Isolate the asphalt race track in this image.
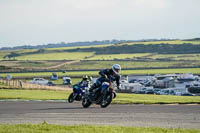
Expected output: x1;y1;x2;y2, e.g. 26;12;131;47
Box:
0;101;200;129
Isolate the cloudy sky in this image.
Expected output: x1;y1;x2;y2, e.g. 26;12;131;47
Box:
0;0;199;47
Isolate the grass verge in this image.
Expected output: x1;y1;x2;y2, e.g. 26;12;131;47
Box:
0;89;71;100
1;68;200;78
113;93;200;104
0;89;200;104
0;124;199;133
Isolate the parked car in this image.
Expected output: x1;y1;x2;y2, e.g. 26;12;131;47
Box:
181;92;194;96
129;79;137;83
153;75;175;88
135;88;146;94
158;89;175;95
47;81;56;86
177;73;198;83
6;75;12;80
153;89;161;95
188;86;200;94
145;89;154;94
63;77;72;85
29;78;49;85
134;88;155;94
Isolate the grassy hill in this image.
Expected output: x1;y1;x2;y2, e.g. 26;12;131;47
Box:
124;40;200;45
15;52;94;60
1;40;200;60
0;40;200;73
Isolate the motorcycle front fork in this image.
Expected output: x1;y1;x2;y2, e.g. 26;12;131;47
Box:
73;93;79;99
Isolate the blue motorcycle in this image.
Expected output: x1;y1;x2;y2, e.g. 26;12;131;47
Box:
68;84;85;103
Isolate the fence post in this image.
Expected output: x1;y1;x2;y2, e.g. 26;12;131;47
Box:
19;80;22;88
12;80;14;87
14;80;16;87
6;80;9;86
16;80;18;87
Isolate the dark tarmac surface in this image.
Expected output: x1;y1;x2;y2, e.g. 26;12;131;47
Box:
0;101;200;128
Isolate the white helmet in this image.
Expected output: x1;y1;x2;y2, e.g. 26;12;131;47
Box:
112;64;121;75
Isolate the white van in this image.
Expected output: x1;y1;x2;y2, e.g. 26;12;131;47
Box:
63;77;72;85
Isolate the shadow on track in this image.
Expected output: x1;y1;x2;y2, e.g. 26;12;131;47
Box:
37;106;96;110
38;107;83;110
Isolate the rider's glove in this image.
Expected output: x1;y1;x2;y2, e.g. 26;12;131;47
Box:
104;75;109;81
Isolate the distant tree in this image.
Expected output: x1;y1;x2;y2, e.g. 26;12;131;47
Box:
37;49;45;53
3;52;20;60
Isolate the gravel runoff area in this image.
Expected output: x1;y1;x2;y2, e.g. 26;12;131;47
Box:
0;101;200;129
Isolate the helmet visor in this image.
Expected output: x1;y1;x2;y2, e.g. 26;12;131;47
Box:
114;68;120;74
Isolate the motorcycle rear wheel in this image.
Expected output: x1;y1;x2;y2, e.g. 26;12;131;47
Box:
112;91;116;99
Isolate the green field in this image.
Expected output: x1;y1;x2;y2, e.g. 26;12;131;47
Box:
86;53;151;60
1;68;200;78
1;40;200;61
17;49;38;54
0;60;67;68
87;53;200;61
149;54;200;61
124;40;200;45
44;40;200;52
15;52;94;60
45;40;200;52
0;89;70;100
0;71;99;78
0;52;5;59
113;93;200;104
1;58;200;71
1;54;200;70
1;89;200;104
46;44;114;51
60;60;200;70
17;61;62;68
0;124;199;133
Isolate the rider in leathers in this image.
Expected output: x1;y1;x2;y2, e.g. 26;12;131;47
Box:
77;75;91;89
91;64;121;94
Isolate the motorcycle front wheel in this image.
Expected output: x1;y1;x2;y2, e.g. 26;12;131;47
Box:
68;93;74;103
100;91;113;108
82;98;92;108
